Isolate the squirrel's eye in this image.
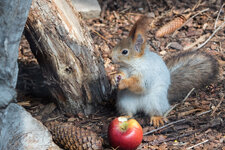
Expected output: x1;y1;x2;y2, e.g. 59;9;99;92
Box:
122;49;128;55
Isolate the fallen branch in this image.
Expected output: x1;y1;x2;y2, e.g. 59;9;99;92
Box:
182;88;195;103
172;8;209;37
191;0;202;11
90;27;114;46
178;108;202;118
143;118;185;136
144;110;211;136
164;88;195;117
183;34;209;50
214;3;225;29
196;110;211;116
193;20;225;51
186;140;209;150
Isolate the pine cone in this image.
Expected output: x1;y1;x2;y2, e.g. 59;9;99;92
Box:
155;15;186;38
45;122;103;150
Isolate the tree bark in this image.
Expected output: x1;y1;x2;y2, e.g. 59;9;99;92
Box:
25;0;111;115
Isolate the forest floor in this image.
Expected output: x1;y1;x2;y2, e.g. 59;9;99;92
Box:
17;0;224;149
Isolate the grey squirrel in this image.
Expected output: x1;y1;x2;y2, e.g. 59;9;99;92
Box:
110;16;219;127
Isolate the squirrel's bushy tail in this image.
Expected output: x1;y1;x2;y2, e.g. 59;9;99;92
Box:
165;51;219;103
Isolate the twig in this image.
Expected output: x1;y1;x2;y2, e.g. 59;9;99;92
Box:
186;140;209;150
172;8;209;37
197;110;211;116
90;28;113;47
214;3;225;29
163;104;178;117
164;88;195;117
46;116;61;122
193;20;225;51
191;0;202;11
183;88;195;102
183;34;209;50
143;119;185;136
211;98;223;116
178;108;202;118
144;110;211;136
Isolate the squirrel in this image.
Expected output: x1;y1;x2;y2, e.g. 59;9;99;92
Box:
110;16;219;127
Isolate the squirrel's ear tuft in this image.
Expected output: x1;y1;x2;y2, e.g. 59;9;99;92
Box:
134;34;144;52
128;15;151;53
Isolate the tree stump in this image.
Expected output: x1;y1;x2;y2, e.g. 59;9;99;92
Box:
25;0;111;115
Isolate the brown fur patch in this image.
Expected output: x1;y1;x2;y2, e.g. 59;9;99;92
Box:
128;16;151;58
118;75;144;94
111;16;152;64
128;16;151;43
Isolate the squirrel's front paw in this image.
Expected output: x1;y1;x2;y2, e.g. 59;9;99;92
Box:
115;74;122;83
112;72;127;89
150;116;168;127
110;74;121;88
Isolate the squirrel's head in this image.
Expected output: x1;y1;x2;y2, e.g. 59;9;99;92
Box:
111;16;151;66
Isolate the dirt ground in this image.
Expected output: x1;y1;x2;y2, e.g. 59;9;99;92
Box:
17;0;224;149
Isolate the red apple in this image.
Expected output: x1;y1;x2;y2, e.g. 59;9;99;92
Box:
108;117;143;150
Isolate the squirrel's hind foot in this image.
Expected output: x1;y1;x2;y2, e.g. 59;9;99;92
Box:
150;116;168;127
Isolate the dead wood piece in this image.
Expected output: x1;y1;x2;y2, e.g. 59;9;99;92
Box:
45;121;103;150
